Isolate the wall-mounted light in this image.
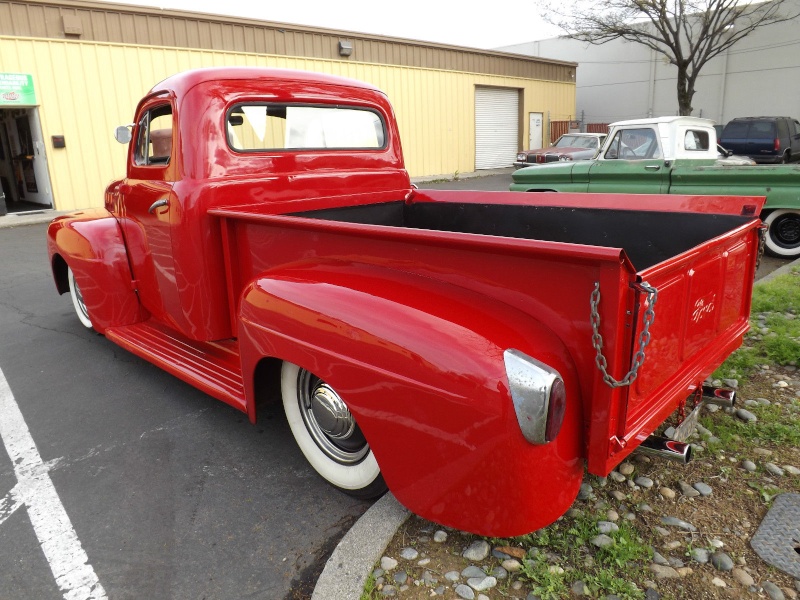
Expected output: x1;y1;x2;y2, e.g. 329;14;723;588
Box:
338;40;353;57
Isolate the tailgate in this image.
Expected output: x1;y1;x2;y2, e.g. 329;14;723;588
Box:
587;215;762;475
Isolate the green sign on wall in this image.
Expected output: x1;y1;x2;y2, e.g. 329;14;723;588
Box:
0;73;36;105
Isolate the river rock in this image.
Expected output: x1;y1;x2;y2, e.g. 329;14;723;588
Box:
765;463;785;477
598;521;619;534
455;584;475;600
710;551;734;572
690;548;710;563
462;566;487;579
619;462;635;476
659;487;676;500
732;568;755;587
742;460;758;472
693;482;713;496
381;556;398;571
678;481;700;497
635;476;654;489
400;547;418;560
763;581;786;600
467;576;497;592
649;564;680;579
736;409;758;423
463;540;490;561
433;530;448;543
661;516;697;531
591;534;614;548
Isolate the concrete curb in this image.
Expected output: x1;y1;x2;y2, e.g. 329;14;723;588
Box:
312;493;410;600
0;210;68;229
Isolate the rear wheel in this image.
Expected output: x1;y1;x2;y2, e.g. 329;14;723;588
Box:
764;210;800;258
68;267;93;329
281;362;386;499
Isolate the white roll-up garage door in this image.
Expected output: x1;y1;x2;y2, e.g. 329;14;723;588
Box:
475;87;519;170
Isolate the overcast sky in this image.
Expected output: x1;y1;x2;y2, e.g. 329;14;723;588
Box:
109;0;562;50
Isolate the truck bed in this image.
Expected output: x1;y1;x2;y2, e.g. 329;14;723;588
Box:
212;190;762;474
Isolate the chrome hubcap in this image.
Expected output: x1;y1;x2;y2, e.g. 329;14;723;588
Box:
297;370;368;465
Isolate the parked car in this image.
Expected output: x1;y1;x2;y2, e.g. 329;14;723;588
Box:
514;132;606;167
719;116;800;164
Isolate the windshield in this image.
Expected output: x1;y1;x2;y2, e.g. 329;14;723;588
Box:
554;135;599;149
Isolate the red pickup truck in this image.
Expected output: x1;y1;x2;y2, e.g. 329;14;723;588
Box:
47;67;763;537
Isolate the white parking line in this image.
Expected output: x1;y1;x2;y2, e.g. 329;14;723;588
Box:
0;367;107;600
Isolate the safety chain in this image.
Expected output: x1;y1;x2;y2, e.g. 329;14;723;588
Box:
590;281;658;388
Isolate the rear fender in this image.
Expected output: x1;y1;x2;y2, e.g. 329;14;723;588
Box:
47;209;142;332
238;259;584;536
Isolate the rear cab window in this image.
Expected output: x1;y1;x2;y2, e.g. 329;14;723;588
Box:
226;103;386;152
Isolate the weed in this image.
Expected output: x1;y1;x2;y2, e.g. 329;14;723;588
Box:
519;553;569;600
360;571;378;600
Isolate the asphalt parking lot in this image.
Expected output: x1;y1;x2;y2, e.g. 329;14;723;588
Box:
0;223;373;599
0;171;791;600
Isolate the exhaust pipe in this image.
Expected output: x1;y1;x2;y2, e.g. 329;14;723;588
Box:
701;385;736;408
634;436;692;464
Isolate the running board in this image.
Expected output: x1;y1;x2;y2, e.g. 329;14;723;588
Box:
105;321;246;412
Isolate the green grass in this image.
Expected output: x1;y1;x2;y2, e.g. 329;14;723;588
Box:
714;267;800;380
513;513;649;600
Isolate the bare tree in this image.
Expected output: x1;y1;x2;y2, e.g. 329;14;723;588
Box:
539;0;799;115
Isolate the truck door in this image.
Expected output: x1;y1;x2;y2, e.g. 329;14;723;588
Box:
119;100;189;332
588;127;669;194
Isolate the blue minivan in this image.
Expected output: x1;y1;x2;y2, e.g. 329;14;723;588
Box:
720;116;800;164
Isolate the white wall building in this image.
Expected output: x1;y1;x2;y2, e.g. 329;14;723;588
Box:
500;0;800;128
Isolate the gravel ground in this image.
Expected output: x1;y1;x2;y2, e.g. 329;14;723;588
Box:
366;362;800;600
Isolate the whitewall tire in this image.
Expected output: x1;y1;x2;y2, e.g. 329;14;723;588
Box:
764;210;800;258
68;267;93;329
281;361;386;499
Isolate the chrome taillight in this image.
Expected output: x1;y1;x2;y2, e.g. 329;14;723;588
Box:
504;349;567;444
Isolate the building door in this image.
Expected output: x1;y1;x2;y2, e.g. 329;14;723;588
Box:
529;113;543;150
0;107;53;212
475;87;519;169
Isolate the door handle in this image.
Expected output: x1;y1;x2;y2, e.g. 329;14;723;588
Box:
644;165;661;171
148;199;169;213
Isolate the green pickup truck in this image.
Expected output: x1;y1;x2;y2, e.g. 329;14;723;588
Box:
510;116;800;258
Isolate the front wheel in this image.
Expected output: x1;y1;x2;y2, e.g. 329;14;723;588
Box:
763;210;800;258
281;362;386;499
68;267;93;329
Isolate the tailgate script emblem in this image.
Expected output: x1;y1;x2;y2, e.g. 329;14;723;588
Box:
692;294;716;324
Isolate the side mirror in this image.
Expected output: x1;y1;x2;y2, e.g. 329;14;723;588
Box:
114;125;132;144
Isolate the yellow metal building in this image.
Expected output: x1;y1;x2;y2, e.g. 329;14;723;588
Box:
0;0;576;212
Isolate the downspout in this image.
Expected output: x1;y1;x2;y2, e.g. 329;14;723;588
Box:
647;48;656;118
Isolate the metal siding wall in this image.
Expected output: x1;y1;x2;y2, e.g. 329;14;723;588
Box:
0;37;574;210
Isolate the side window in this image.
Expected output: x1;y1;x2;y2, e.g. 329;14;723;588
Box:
134;104;173;166
683;130;710;151
604;128;660;160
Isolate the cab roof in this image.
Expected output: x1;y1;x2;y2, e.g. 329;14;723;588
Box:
148;66;382;97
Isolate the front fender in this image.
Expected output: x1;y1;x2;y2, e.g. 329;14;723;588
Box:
47;209;142;332
238;259;584;536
